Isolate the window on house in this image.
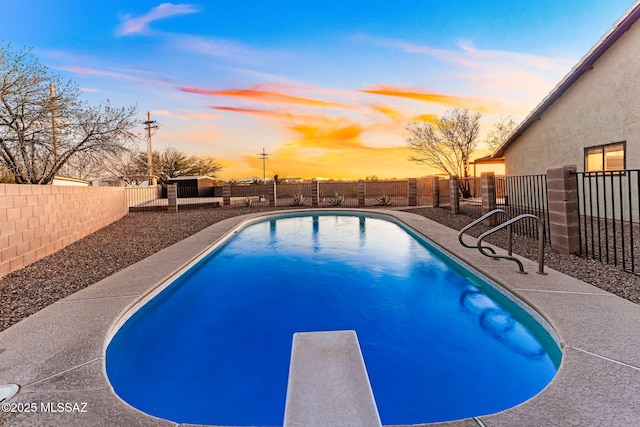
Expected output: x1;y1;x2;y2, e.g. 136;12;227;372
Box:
585;142;625;171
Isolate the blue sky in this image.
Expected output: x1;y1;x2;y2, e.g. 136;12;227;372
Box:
3;1;636;179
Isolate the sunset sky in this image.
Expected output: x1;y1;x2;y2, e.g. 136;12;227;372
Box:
4;1;636;180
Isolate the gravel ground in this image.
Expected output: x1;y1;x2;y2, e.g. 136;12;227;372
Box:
0;206;295;332
1;206;639;333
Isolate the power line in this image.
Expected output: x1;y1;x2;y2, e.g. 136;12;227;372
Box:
143;111;158;181
155;121;191;138
257;148;270;182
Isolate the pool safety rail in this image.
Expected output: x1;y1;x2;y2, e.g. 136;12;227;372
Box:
458;209;547;275
459;209;510;256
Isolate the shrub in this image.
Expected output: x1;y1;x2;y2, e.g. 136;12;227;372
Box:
329;192;345;206
376;195;393;206
291;193;305;206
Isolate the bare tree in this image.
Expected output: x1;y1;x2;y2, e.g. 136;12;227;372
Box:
58;151;108;181
485;115;517;152
0;164;13;183
407;108;481;197
101;150;147;185
0;44;138;184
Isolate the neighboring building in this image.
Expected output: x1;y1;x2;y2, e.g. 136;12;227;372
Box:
493;2;640;175
167;176;217;197
52;176;91;186
469;156;505;177
92;178;127;187
280;177;303;183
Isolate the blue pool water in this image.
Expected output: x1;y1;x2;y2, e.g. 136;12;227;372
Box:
106;213;560;426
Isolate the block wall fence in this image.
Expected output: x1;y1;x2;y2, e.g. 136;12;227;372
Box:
0;170;586;279
479;166;580;254
0;185;128;278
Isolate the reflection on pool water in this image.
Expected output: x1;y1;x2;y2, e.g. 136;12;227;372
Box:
106;213;561;426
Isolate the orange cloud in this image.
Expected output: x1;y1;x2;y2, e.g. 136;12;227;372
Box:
370;104;401;119
361;84;480;107
181;86;352;109
410;113;439;123
287;117;364;150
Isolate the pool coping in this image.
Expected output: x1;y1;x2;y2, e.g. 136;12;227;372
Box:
1;208;640;426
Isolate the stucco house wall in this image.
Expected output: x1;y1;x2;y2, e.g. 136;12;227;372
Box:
500;4;640;175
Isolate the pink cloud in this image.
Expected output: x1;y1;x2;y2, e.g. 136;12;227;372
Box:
182;86;353;109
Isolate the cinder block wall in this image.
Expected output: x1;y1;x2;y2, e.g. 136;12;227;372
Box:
0;185;127;278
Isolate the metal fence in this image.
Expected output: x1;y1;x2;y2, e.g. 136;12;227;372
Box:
495;174;551;243
576;170;640;274
124;179;446;212
314;180;412;207
126;185;222;212
125;186;165;212
318;181;360;207
275;183;313;207
416;177;434;206
458;177;482;218
363;180;408;206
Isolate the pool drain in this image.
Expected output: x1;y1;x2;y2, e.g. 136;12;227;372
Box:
0;384;19;402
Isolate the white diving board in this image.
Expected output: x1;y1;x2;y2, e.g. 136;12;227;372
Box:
283;330;382;427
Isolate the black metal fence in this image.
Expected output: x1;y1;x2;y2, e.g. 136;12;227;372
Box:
576;170;640;274
458;177;482;218
495;174;551;243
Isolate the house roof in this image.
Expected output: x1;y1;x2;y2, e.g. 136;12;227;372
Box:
167;175;216;181
493;1;640;158
470;155;505;164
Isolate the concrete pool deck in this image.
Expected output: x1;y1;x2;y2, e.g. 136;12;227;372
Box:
1;208;640;426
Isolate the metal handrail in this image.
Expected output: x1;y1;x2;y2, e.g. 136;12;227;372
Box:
477;214;546;275
458;209;510;256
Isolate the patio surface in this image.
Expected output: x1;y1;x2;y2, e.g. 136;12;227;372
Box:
1;208;640;426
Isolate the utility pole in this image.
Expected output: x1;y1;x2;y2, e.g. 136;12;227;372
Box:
257;148;270;183
143;111;158;184
50;84;59;165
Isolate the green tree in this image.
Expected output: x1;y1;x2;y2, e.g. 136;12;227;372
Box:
0;44;138;184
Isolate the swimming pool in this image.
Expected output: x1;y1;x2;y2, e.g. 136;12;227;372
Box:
106;212;561;426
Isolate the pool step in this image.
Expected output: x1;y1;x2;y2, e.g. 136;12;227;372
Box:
283;330;382;427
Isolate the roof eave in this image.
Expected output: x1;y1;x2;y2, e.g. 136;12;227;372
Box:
492;1;640;158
